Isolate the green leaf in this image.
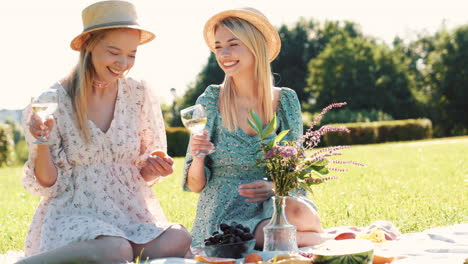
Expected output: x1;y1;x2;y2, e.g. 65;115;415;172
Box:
311;165;329;174
249;109;263;132
296;166;316;179
273;130;290;145
299;182;314;194
267;140;275;149
261;115;277;139
311;159;329;167
247;117;261;135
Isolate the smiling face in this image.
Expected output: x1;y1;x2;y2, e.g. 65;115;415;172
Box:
90;29;140;83
214;25;255;78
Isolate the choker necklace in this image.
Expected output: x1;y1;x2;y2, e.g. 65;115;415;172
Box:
92;80;109;89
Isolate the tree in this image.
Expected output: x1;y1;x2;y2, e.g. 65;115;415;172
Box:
425;25;468;135
272;21;311;104
307;34;416;119
272;19;363;110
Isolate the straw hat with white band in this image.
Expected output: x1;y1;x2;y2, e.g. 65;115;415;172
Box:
70;0;155;51
203;7;281;62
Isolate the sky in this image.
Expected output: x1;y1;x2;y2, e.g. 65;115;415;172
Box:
1;0;467;110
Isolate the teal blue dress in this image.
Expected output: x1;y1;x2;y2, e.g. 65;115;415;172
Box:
183;85;316;248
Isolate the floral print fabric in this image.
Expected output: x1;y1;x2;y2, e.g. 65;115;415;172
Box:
183;85;315;248
22;78;172;256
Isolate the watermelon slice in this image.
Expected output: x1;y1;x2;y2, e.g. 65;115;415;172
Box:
311;239;374;264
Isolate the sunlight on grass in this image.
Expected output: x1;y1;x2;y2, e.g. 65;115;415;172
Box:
1;137;467;253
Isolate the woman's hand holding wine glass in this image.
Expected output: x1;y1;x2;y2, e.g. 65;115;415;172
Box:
29;89;58;145
180;104;215;157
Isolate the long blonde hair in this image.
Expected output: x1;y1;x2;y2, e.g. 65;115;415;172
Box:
216;17;274;131
63;30;110;144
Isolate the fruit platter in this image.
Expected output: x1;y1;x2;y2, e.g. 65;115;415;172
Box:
192;224;398;264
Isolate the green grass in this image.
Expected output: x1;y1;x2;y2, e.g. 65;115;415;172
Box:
1;137;467;253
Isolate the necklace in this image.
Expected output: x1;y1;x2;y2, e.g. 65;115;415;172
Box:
92;80;109;89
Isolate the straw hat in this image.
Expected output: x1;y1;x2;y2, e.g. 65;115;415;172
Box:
70;0;155;51
203;7;281;62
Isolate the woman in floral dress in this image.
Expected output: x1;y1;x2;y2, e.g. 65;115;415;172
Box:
183;8;329;249
18;1;191;263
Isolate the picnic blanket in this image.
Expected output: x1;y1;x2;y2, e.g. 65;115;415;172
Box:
386;223;468;263
2;223;467;263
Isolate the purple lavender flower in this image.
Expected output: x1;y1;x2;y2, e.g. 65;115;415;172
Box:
278;146;297;158
310;102;347;129
265;145;298;159
302;125;350;149
329;160;366;166
265;146;279;159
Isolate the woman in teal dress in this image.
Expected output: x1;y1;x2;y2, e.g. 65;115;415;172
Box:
183;8;328;249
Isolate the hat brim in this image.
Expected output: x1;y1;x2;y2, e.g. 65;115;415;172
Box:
203;9;281;62
70;25;155;51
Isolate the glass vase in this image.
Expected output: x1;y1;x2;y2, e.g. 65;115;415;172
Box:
263;196;298;252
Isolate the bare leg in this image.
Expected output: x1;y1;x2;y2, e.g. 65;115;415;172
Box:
130;224;192;260
285;196;323;233
253;219;270;249
15;236;133;264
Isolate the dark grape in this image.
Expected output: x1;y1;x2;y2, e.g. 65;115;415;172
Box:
220;223;229;231
240;233;249;241
224;227;234;234
233;228;242;236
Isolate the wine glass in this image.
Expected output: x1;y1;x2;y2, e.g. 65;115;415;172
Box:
180;104;215;156
31;89;58;145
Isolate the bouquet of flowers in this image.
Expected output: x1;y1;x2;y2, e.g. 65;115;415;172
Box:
248;102;364;197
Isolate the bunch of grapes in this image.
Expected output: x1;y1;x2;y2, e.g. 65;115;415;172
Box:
203;222;255;259
204;222;254;246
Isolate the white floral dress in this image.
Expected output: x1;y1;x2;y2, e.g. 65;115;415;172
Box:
22;78;172;256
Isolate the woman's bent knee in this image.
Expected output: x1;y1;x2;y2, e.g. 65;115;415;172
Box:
162;225;192;256
96;236;134;262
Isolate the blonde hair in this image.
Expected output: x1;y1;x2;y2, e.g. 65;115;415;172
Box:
216;17;274;131
63;29;110;144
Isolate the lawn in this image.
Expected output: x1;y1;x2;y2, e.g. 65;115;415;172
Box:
0;137;467;253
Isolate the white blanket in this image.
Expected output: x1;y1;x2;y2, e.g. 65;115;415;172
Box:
1;223;467;264
388;223;467;263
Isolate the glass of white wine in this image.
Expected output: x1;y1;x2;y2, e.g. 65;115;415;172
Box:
180;104;214;156
31;89;58;145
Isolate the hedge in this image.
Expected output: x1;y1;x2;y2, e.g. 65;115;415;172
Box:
166;127;190;157
322;118;432;146
0;123;16;166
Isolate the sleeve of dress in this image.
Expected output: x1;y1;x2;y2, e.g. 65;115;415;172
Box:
181;85;217;192
134;80;167;186
278;88;311;199
278;88;303;142
21;94;73;198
